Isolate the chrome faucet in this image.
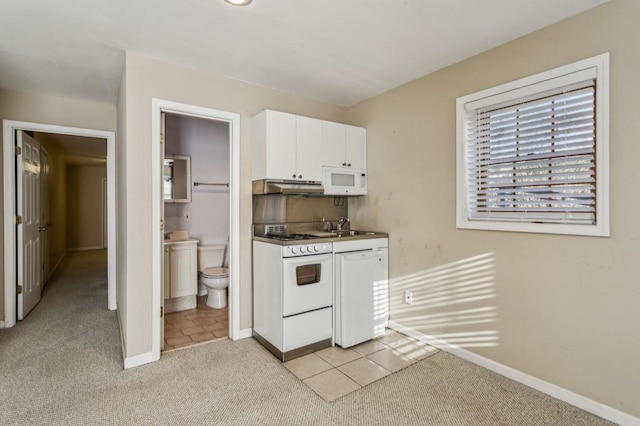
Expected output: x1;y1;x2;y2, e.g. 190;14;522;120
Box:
337;217;350;231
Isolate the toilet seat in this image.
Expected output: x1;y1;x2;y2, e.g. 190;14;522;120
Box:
201;267;228;278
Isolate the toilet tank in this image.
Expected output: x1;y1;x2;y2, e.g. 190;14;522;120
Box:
197;244;227;271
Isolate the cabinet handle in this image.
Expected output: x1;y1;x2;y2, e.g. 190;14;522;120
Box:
292;174;296;178
347;163;351;167
342;162;346;166
298;175;302;179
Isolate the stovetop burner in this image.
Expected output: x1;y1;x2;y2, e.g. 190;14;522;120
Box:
264;233;320;241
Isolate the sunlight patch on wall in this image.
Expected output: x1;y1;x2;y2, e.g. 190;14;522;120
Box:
391;252;498;348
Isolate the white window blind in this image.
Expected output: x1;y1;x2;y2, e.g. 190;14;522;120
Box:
457;54;609;236
464;76;596;225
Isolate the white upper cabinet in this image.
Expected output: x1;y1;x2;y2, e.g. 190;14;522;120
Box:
320;121;346;168
295;116;323;182
252;110;324;181
252;110;366;181
251;110;297;181
321;122;367;169
345;125;367;169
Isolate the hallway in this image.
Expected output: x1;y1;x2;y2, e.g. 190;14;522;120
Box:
0;250;122;408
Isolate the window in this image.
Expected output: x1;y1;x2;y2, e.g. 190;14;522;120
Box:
456;53;609;236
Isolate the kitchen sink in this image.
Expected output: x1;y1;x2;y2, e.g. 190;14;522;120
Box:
333;230;377;237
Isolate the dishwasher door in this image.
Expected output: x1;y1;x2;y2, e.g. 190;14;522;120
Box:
335;249;388;348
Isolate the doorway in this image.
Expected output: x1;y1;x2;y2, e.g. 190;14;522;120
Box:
2;121;116;327
151;99;240;360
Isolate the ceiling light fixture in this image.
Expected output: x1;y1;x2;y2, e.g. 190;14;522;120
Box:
224;0;252;6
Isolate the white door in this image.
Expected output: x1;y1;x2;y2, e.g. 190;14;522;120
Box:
41;147;51;283
17;131;43;320
102;178;108;248
161;112;166;350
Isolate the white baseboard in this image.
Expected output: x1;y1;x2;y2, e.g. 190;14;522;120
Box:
0;320;4;328
237;328;253;339
124;351;157;369
388;321;639;426
68;246;103;252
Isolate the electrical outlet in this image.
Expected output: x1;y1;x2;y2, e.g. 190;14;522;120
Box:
183;211;191;222
404;290;413;305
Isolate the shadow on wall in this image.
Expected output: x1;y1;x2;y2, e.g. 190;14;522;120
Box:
391;252;498;348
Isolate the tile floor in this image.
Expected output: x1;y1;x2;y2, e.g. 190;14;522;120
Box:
283;329;439;401
163;296;228;351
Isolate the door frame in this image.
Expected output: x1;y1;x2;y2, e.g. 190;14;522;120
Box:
151;99;241;360
3;120;116;328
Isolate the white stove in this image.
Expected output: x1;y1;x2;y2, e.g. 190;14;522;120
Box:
253;238;334;361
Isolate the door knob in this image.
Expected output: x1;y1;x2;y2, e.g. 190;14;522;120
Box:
38;226;47;232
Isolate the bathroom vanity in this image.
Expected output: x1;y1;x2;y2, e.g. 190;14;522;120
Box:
163;238;198;313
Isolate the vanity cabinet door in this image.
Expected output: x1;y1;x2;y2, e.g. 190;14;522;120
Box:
170;243;198;298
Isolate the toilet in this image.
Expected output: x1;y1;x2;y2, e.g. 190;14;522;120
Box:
197;244;229;309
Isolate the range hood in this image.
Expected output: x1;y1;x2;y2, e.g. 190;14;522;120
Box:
252;179;324;195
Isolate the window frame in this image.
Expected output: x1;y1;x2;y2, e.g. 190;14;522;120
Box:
456;53;610;237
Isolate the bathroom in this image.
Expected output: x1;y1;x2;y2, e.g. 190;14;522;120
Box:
162;112;230;351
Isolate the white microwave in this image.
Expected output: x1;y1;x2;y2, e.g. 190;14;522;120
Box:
322;167;368;196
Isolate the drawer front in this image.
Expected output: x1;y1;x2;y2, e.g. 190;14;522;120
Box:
283;308;332;352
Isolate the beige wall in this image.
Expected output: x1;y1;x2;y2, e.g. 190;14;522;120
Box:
0;89;116;324
347;0;639;417
66;165;107;250
120;52;346;357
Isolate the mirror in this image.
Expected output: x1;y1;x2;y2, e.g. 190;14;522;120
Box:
163;155;191;203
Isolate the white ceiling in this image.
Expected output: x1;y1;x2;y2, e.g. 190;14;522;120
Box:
0;0;607;107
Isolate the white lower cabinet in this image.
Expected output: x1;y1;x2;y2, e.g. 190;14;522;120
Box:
163;240;198;300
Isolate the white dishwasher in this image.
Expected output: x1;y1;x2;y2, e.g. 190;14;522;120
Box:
334;238;389;348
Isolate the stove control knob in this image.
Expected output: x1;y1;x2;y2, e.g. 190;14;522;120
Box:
290;247;298;254
314;245;320;252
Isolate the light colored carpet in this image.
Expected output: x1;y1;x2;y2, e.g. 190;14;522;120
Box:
0;250;613;425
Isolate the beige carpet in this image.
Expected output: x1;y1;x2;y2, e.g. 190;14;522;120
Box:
0;250;613;425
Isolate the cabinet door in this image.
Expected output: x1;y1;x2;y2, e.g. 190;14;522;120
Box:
345;125;367;169
321;120;346;167
265;111;297;180
170;244;198;298
295;116;323;181
163;246;171;298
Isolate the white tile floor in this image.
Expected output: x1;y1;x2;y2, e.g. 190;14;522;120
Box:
283;329;439;401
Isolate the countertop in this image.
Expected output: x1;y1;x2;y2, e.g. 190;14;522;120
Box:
252;231;388;246
163;238;200;245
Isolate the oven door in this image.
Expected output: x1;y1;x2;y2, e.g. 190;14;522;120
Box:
282;253;333;316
